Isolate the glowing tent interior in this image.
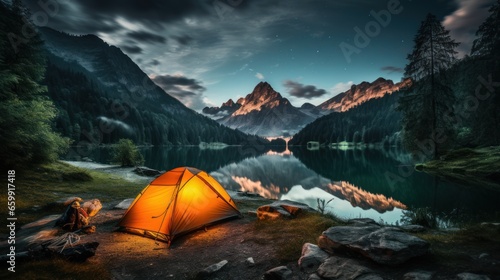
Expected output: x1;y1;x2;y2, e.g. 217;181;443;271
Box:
118;167;241;245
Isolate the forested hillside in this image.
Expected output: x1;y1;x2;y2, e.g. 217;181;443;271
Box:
289;92;402;146
38;28;268;146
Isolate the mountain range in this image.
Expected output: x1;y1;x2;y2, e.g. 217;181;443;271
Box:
39;27;410;142
203;78;411;137
204;82;314;136
38;27;268;147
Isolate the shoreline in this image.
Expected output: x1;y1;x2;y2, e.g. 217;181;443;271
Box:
415;146;500;191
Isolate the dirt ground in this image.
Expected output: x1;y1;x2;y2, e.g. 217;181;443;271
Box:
84;202;305;280
67;204;500;280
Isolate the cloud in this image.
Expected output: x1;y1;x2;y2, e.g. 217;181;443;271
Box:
172;35;194;45
97;116;133;133
443;0;495;57
330;81;354;94
127;31;166;44
150;59;160;66
120;45;142;54
283;80;328;99
381;66;404;74
255;72;265;80
151;74;210;110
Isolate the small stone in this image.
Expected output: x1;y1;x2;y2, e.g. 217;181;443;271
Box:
478;253;489;259
480;222;500;227
457;272;491;280
114;198;134;209
403;271;434;280
264;266;293;280
196;260;228;279
246;257;255;267
308;273;322;280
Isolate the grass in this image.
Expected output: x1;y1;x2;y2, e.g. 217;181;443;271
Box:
0;161;143;279
0;259;111;280
416;146;500;191
247;212;340;262
0;161;143;234
414;225;500;273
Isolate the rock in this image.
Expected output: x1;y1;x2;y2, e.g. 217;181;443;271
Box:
403;271;434;280
480;222;500;227
246;257;255;267
318;224;429;265
133;166;162;177
257;200;315;220
347;218;380;226
264;266;293;280
43;241;100;262
196;260;228;279
478;253;489;259
247;210;258;217
401;225;426;233
82;199;102;217
317;256;383;280
308;273;322;280
457;272;491;280
298;243;329;273
114;198;135;209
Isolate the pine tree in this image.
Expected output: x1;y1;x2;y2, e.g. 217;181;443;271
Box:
471;0;500;58
0;2;69;169
399;13;459;159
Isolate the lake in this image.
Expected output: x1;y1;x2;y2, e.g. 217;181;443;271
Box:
72;146;500;226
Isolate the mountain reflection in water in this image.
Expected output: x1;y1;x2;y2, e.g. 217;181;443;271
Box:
84;146;500;225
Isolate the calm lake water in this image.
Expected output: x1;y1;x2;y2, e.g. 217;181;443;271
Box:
74;146;500;226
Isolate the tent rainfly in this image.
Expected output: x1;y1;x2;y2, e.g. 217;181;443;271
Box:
118;167;241;245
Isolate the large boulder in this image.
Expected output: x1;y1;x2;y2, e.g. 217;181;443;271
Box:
318;222;429;265
317;256;383;280
298;243;329;273
257;200;315;220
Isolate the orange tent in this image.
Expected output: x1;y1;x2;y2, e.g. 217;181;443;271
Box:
118;167;240;245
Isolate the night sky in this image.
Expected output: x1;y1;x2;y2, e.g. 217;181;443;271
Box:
23;0;495;111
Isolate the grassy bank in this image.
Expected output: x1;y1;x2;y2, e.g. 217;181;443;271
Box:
415;146;500;191
0;161;142;235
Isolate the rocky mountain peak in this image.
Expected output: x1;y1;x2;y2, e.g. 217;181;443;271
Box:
318;78;411;112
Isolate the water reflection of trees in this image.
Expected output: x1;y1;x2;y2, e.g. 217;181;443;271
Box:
291;147;500;217
141;146;268;172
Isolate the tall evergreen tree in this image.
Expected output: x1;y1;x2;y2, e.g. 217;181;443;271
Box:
399;13;459;159
0;2;69;170
471;0;500;59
